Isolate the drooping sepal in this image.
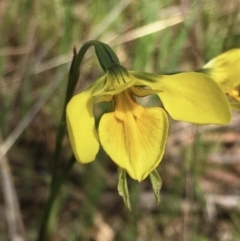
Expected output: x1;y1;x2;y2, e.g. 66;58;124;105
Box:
66;89;99;163
149;170;162;205
117;168;131;210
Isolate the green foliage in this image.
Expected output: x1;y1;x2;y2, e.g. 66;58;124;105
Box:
1;0;240;241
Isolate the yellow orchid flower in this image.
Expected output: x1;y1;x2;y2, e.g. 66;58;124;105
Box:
203;48;240;111
66;63;231;182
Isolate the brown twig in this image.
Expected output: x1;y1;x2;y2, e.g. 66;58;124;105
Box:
0;131;25;241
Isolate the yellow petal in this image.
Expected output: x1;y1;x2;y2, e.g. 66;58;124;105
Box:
98;107;168;181
157;73;231;124
66;90;99;163
203;49;240;91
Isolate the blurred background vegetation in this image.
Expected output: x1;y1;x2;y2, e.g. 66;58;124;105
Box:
1;0;240;240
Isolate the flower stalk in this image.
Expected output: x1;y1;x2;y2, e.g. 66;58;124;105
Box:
38;40;232;240
38;40;117;240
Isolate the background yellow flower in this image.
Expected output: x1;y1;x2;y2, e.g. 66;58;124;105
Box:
204;49;240;110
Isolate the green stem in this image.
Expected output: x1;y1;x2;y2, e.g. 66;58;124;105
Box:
37;156;75;241
38;40;100;241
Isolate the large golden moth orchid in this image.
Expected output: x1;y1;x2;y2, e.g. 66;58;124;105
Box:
203;48;240;111
66;63;231;182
